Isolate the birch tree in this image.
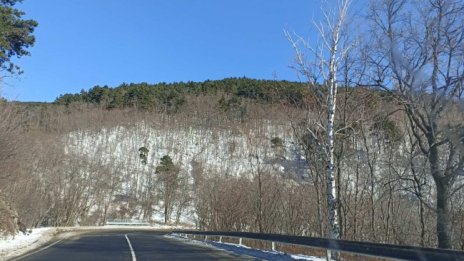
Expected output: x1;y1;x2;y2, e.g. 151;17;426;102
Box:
286;0;353;259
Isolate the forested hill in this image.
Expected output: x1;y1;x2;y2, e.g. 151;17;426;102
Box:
54;77;311;110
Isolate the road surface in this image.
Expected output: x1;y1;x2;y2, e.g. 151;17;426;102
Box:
15;231;256;261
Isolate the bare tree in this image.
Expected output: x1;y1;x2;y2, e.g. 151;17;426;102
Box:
0;102;24;235
286;0;353;259
365;0;464;248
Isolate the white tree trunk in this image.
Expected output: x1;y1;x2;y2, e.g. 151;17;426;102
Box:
286;1;351;259
326;39;341;261
327;70;340;237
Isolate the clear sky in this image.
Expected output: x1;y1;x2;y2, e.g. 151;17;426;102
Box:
3;0;323;102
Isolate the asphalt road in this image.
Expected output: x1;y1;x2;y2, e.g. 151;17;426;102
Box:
15;231;256;261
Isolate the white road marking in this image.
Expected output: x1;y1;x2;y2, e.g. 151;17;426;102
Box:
125;234;137;261
12;239;64;261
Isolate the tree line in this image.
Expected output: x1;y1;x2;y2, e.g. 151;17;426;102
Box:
53;78;311;111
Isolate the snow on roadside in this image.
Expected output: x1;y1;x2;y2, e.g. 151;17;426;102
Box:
290;254;326;260
165;233;325;261
0;228;57;260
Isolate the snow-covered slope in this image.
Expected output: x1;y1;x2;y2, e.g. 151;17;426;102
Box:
65;121;309;181
58;120;309;225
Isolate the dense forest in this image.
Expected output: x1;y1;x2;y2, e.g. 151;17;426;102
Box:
54;78;311;111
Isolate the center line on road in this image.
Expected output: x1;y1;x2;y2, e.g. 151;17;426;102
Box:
125;234;137;261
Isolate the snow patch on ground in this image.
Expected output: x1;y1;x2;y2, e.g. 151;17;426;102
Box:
165;233;325;261
0;228;57;260
290;254;326;260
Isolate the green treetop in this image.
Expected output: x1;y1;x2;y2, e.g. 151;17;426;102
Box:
0;0;37;75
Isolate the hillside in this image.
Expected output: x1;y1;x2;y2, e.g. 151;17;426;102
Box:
1;78;463;250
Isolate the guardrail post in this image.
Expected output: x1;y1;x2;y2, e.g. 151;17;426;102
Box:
272;241;276;251
239;238;243;246
219;236;222;243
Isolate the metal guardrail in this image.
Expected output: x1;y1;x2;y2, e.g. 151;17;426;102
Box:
174;230;464;261
105;219;150;226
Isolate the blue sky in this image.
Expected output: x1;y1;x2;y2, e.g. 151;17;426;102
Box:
4;0;323;102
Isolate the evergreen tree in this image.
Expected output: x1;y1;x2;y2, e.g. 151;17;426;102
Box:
155;155;180;224
0;0;37;75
